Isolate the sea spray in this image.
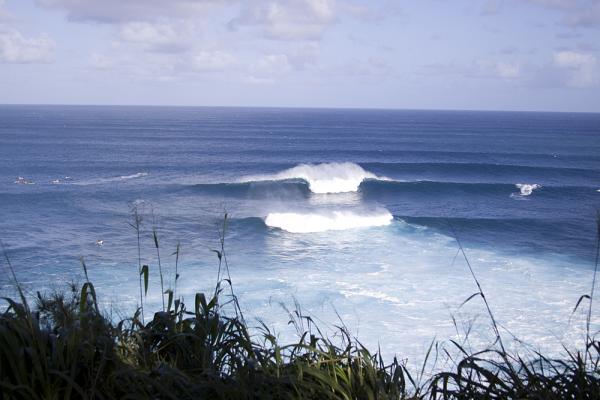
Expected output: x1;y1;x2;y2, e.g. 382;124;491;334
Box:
516;183;541;196
244;162;388;194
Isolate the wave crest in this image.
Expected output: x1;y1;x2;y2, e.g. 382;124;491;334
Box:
74;172;148;185
264;210;393;233
515;183;541;196
245;162;387;194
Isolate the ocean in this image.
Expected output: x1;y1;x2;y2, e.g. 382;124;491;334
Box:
1;105;599;365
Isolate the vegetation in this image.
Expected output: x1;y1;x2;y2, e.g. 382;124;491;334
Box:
0;212;599;399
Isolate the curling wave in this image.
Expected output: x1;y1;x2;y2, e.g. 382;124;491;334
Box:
243;162;388;194
264;210;393;233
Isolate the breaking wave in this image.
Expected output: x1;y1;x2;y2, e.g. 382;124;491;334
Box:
515;183;541;196
264;210;393;233
243;162;388;194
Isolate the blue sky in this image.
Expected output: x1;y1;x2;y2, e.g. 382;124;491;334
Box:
1;0;599;112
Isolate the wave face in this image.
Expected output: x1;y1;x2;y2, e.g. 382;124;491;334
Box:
182;179;596;201
358;179;597;199
186;180;311;199
264;210;393;233
361;162;600;187
245;162;386;194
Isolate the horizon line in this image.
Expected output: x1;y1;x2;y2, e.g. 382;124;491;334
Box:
1;103;599;115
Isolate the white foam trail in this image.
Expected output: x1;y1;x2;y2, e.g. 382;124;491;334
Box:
515;183;541;196
74;172;148;185
264;210;393;233
246;162;387;194
119;172;148;180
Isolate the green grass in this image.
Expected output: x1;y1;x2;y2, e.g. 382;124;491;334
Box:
1;212;599;399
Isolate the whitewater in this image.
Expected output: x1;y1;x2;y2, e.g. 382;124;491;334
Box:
243;162;390;193
264;209;393;233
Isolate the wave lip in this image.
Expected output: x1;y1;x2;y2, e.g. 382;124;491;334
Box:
244;162;387;194
264;210;393;233
515;183;541;196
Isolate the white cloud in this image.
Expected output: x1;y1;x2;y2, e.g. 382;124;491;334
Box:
188;50;236;72
0;29;54;63
119;22;190;53
243;53;293;83
35;0;215;23
527;0;600;28
470;60;521;79
88;53;113;70
230;0;336;40
338;57;393;78
252;53;291;74
494;61;520;78
553;50;598;87
83;48;238;80
419;59;521;80
286;43;320;69
341;2;401;22
554;50;595;68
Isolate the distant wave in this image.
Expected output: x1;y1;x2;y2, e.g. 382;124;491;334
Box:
186;179;311;198
242;162;389;194
119;172;148;180
74;172;148;185
264;210;393;233
360;162;600;186
514;183;541;196
361;161;600;176
398;215;594;255
183;179;596;200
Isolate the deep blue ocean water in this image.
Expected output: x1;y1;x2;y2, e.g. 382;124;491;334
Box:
1;105;599;363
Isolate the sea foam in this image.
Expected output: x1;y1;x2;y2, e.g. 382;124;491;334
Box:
515;183;541;196
264;210;393;233
119;172;148;180
246;162;387;194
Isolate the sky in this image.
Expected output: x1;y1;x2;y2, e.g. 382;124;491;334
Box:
0;0;599;112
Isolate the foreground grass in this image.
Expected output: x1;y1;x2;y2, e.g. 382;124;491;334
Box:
2;278;600;399
1;213;600;399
